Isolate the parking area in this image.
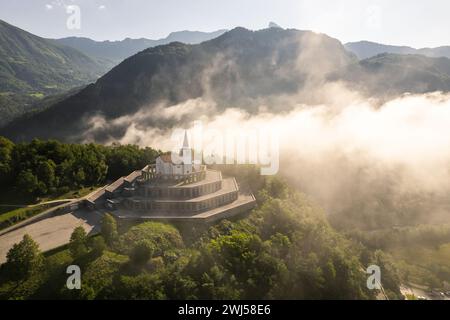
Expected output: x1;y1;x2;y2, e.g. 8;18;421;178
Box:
0;209;103;264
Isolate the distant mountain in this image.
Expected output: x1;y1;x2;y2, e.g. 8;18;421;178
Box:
54;29;228;65
345;40;450;60
4;28;450;143
0;19;109;126
268;22;282;29
1;27;354;142
164;30;228;45
343;53;450;96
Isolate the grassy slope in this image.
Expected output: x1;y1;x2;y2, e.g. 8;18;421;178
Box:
0;185;99;230
0;205;49;230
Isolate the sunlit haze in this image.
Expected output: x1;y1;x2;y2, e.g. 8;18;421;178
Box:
0;0;449;47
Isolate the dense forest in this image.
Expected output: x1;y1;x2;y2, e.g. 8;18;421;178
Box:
0;171;403;300
0;136;160;200
1;138;449;298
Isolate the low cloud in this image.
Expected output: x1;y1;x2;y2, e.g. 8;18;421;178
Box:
80;30;450;229
83;87;450;228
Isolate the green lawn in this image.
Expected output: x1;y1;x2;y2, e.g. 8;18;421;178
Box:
43;85;58;89
28;92;44;98
0;185;100;230
44;234;103;259
40;185;100;202
0;188;36;208
0;185;99;208
0;205;49;230
0;205;21;215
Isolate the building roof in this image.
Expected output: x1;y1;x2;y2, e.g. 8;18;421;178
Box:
86;187;106;203
105;177;125;193
124;170;142;183
159;153;174;163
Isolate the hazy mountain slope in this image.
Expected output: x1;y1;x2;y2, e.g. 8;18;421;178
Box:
54;29;228;65
164;29;228;44
345;40;450;60
4;28;450;143
1;27;355;142
343;53;450;96
53;37;156;67
417;46;450;59
0;19;107;94
0;19;108;126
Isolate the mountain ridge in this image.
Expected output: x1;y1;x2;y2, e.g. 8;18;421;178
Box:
54;29;228;65
345;40;450;60
3;27;450;143
1;27;355;142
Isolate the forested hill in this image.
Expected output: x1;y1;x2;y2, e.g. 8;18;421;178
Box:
0;19;109;126
0;137;159;203
1;27;355;142
3;27;450;143
0;163;404;299
343;53;450;96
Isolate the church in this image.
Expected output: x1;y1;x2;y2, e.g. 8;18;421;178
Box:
85;130;256;223
155;131;201;176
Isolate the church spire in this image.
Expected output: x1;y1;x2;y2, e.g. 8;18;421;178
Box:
183;130;189;148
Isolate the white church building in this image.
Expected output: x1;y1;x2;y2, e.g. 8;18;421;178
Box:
155;131;201;176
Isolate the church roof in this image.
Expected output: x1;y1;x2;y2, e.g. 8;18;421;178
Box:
158;153;187;165
159;153;174;163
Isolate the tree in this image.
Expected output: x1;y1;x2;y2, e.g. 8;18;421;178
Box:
117;221;183;255
0;136;14;184
5;234;44;281
16;169;39;196
1;139;159;200
114;273;165;299
130;240;154;265
90;236;107;256
101;213;118;246
36;160;56;190
69;226;88;259
74;167;86;187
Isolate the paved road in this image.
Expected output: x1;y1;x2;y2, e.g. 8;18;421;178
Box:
401;284;450;300
0;209;103;264
0;199;76;209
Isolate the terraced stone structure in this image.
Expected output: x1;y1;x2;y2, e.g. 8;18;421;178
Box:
127;166;236;209
89;134;256;223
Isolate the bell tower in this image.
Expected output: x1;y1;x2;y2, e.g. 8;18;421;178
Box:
181;130;192;168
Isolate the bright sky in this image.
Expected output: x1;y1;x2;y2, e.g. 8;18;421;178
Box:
0;0;448;47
